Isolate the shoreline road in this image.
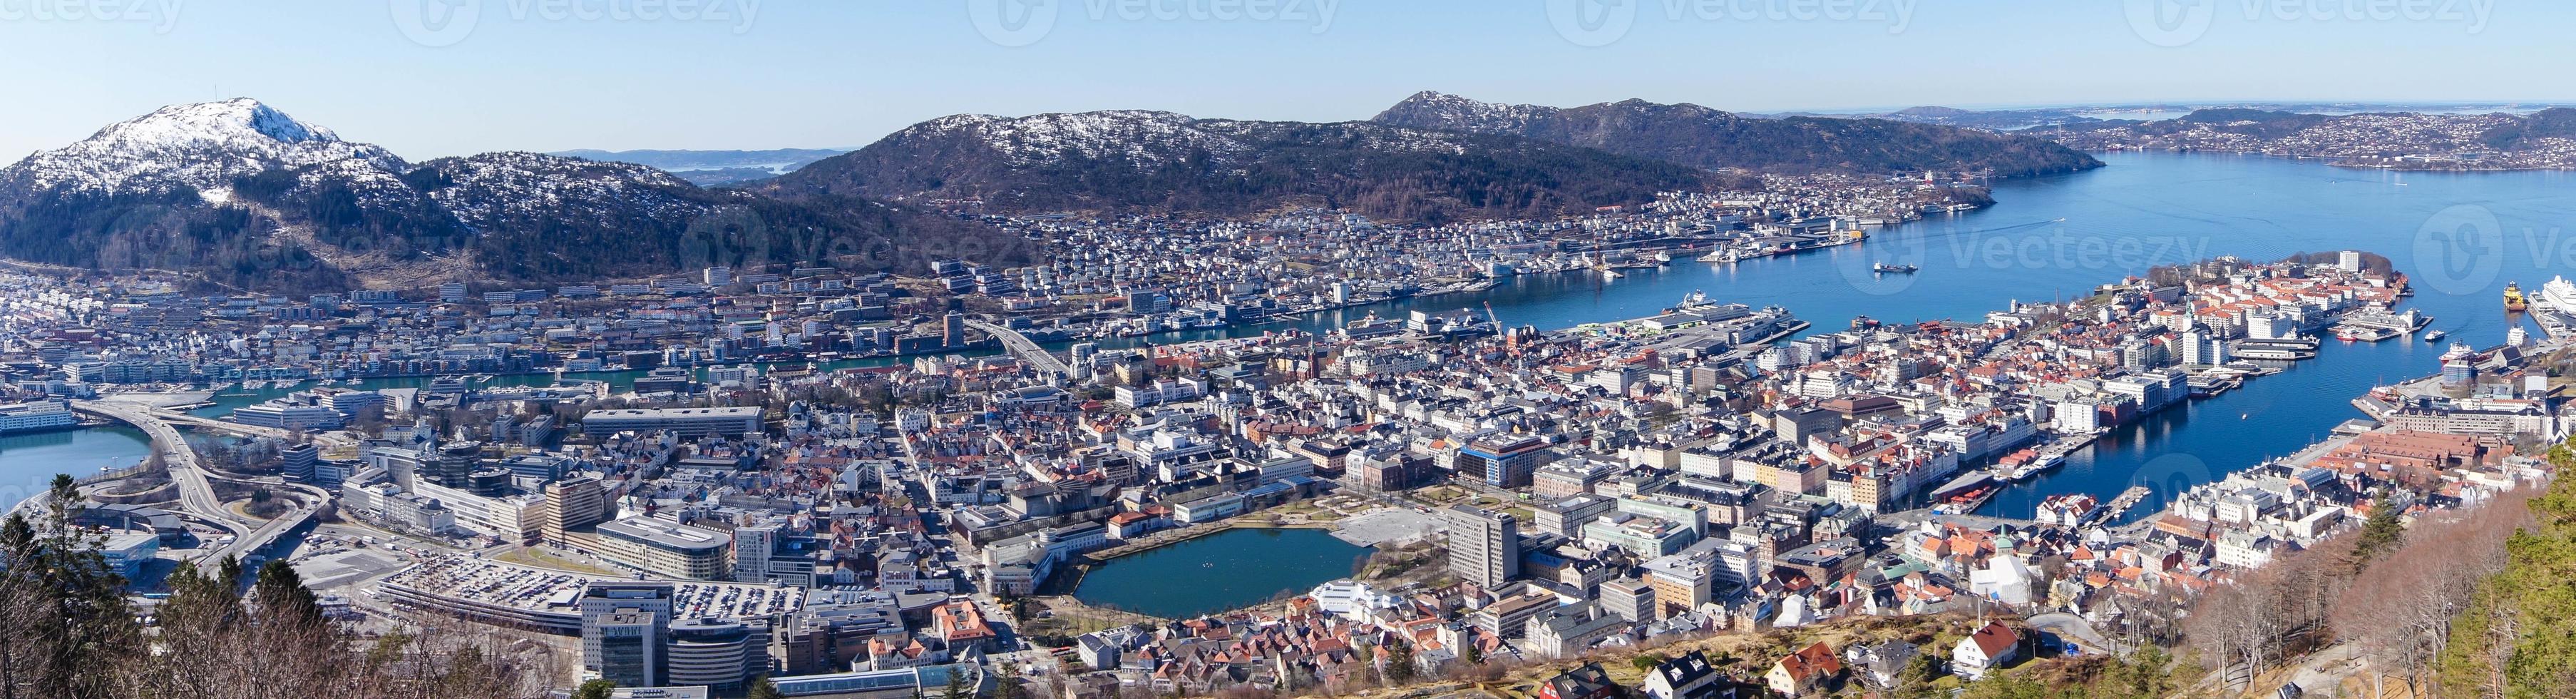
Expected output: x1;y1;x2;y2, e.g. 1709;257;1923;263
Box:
71;402;321;564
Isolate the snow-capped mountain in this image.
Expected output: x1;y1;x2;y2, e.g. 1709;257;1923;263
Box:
416;150;704;225
1374;91;2104;178
767;108;1709;220
1367;91;1569;133
7;98;407;195
0;100;1025;290
902;111;1253;170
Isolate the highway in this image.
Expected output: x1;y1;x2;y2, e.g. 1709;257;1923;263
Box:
965;320;1074;380
71;401;323;564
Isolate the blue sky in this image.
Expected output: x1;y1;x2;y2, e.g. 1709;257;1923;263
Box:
0;0;2556;160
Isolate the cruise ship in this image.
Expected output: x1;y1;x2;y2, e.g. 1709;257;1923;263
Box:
2541;276;2576;315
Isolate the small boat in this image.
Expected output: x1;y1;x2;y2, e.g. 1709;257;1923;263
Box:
1601;270;1624;279
2424;330;2447;342
1873;262;1919;275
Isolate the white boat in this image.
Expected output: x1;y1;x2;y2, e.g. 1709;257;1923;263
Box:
1601;270;1624;280
1698;250;1737;262
2541;276;2576;315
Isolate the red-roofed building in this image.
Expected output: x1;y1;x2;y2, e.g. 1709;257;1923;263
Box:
1952;621;2021;680
1767;641;1842;695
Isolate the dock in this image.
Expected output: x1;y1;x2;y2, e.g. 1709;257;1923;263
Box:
2087;486;2154;526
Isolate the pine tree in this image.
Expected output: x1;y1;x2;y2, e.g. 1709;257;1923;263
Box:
1383;640;1417;685
252;558;327;628
2354;494;2405;565
0;474;143;699
571;678;618;699
1891;652;1945;699
749;676;786;699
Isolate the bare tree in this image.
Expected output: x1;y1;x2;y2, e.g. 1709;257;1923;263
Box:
2333;488;2531;698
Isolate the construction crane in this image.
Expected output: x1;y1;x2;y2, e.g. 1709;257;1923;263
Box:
1484;302;1505;339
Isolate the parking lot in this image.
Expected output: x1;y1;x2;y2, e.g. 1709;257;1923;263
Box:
1332;507;1441;546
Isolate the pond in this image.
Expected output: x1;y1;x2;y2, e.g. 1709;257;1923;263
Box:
1071;527;1373;619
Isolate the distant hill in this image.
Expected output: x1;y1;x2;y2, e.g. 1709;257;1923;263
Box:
1371;91;2104;178
2023;108;2576;170
0;100;1022;291
2478;107;2576;148
550;148;851;185
765;109;1723;223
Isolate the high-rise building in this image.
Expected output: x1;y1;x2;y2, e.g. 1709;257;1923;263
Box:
1599;577;1656;622
581;582;675;686
665;617;761;690
545;476;609;545
435;442;481;489
281;444;319;483
731;524;777;583
1456;435;1552;489
1444;505;1521;588
2179;329;2228;367
590;611;662;687
943;312;966;347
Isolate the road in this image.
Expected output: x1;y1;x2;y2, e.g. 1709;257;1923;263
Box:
966;320;1074;379
2026;612;2129;657
71;401;322;564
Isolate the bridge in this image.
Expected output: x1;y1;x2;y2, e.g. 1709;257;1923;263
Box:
965;320;1074;380
71;401;324;564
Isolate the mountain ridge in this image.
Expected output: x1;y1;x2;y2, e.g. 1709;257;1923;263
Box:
0;100;1027;291
1371;91;2105;178
764;108;1729;223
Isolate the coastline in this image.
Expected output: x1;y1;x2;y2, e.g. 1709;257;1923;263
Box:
2083;146;2576;173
